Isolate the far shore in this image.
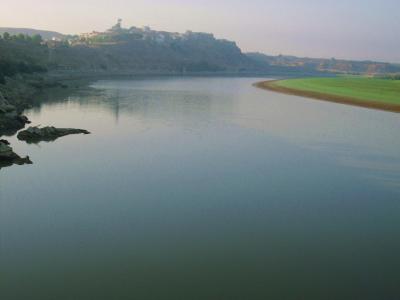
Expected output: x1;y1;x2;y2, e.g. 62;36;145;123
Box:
255;80;400;113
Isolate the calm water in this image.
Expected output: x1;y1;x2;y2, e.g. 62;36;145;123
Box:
1;77;400;299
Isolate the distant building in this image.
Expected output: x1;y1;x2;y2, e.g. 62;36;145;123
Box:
80;31;101;39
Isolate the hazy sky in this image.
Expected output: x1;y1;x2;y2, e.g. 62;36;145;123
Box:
1;0;399;62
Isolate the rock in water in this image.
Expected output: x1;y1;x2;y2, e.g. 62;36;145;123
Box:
0;139;32;169
17;126;90;143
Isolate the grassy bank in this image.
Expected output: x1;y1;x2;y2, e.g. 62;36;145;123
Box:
256;77;400;112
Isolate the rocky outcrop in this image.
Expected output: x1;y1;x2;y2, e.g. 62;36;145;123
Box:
0;139;32;169
0;91;30;136
17;126;90;143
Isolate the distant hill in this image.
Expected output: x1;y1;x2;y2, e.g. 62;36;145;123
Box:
1;22;400;78
0;23;261;78
0;27;65;40
246;52;400;75
48;23;260;73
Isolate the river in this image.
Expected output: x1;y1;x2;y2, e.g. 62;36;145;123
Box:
1;77;400;299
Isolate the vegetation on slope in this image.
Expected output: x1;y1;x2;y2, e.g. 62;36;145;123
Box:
52;31;257;73
0;33;48;83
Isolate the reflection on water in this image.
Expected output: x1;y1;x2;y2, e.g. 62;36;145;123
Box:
1;77;400;299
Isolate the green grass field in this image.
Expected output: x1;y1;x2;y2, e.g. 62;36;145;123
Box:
274;77;400;105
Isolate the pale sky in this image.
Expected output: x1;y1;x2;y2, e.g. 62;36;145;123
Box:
1;0;399;63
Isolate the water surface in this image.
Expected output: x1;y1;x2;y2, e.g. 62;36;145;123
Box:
1;77;400;299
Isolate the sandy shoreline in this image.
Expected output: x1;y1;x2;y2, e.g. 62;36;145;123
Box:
255;80;400;113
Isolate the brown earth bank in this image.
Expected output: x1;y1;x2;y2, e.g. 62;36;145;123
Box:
255;80;400;113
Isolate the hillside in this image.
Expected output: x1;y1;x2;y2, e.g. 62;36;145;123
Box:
0;34;48;83
49;22;259;73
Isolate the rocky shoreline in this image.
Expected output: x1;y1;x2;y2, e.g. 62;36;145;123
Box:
0;89;31;169
0;75;91;170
